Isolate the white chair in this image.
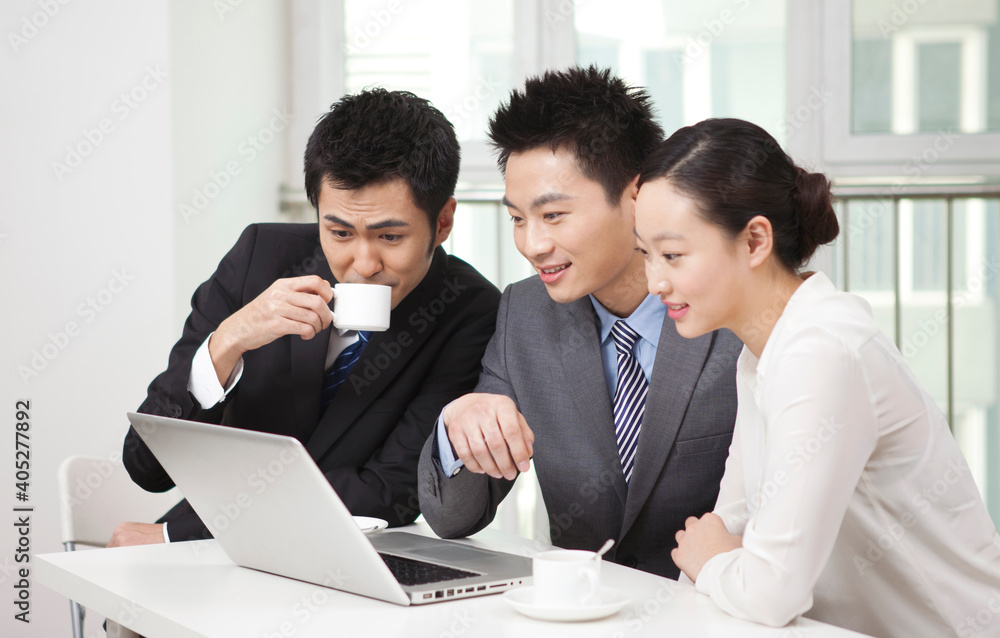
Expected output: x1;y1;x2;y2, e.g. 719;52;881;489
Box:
58;455;180;638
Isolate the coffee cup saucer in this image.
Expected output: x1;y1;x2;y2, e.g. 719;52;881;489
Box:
502;585;630;622
352;516;387;533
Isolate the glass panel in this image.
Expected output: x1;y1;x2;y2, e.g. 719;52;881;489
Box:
829;199;847;288
845;199;897;340
444;201;502;286
343;0;514;141
917;43;962;133
852;38;893;134
911;199;948;291
445;198;534;290
575;0;787;142
852;0;1000;135
899;199;948;415
952;198;1000;524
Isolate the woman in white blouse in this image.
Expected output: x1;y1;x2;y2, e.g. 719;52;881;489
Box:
633;117;1000;638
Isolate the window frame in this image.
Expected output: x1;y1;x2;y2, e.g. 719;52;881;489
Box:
790;0;1000;179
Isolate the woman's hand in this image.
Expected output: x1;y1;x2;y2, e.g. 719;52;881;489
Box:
672;513;743;582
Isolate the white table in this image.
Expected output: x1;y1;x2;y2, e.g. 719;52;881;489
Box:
37;524;871;638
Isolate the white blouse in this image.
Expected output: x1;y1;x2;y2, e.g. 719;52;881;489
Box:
696;272;1000;638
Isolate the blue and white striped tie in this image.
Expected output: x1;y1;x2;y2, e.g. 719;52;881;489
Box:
612;321;648;484
320;331;371;411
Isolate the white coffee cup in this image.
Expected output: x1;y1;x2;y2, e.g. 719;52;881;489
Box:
330;283;391;331
532;549;601;608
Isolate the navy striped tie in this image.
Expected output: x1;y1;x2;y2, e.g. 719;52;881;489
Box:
612;321;647;484
321;331;371;411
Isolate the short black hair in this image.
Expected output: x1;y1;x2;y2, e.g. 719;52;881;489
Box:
487;66;664;204
304;88;461;228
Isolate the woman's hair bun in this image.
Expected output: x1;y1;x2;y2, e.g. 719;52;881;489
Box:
793;167;839;262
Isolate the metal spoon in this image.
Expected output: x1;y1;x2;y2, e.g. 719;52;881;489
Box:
593;538;615;560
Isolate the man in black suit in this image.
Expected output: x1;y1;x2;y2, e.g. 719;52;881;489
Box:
111;89;501;544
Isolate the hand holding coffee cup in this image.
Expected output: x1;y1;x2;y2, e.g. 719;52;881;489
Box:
532;549;602;608
330;283;391;331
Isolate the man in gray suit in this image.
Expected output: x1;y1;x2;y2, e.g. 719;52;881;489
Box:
418;66;741;579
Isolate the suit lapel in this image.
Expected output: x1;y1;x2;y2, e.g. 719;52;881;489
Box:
620;318;712;538
558;299;628;507
304;248;448;461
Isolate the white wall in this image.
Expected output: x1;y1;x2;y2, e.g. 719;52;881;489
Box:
169;0;291;328
0;2;288;636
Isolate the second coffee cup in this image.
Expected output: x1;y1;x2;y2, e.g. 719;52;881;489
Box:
532;549;601;608
330;283;391;331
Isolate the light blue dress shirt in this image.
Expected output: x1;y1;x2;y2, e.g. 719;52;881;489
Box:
435;293;666;476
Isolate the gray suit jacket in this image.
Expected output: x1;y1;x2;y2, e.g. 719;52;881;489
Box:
418;276;742;579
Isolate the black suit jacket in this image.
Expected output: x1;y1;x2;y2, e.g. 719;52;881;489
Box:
123;223;500;540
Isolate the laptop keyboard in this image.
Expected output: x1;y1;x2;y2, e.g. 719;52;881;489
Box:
379;553;478;586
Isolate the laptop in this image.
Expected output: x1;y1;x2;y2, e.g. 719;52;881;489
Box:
127;412;532;605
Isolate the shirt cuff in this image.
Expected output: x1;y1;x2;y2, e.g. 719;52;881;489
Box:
694;549;738;596
188;332;244;409
162;522;171;543
435;411;464;478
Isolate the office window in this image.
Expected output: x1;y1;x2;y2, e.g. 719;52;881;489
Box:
852;0;1000;135
575;0;787;141
835;199;897;340
830;193;1000;522
953;199;1000;516
815;0;1000;175
344;0;514;143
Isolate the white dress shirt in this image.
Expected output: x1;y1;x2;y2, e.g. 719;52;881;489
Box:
697;272;1000;638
